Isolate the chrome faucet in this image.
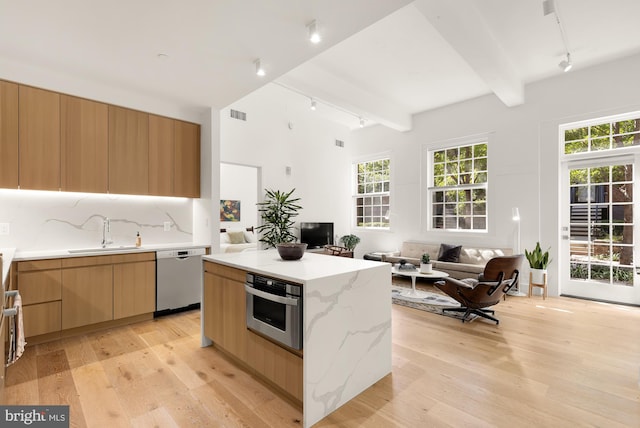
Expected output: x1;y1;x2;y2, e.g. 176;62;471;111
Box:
101;218;113;248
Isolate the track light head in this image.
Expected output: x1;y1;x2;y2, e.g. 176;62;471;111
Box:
559;53;572;72
359;117;365;128
307;20;321;44
310;99;316;111
254;59;265;76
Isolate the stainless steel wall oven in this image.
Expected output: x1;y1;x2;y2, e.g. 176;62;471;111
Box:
245;273;302;350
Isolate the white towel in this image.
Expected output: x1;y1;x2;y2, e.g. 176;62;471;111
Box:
6;293;26;366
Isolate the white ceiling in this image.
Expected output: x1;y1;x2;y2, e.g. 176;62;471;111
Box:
2;0;640;131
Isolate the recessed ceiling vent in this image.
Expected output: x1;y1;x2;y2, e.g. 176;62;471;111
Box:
335;139;345;148
230;109;247;121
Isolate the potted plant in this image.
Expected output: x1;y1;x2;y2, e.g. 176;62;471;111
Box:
525;242;551;284
339;234;361;251
420;253;432;273
256;189;305;259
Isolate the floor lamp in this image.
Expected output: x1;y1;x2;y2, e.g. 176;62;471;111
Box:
508;207;526;296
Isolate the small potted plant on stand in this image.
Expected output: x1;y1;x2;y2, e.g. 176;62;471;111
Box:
339;234;361;252
525;242;551;297
420;253;432;273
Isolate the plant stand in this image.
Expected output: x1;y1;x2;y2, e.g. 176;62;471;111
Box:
528;271;548;299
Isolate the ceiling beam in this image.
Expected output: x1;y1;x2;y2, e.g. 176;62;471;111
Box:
414;0;525;107
276;62;413;132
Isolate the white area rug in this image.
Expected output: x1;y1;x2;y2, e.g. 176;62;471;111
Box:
390;284;484;322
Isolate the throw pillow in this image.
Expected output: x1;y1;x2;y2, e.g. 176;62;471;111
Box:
437;244;462;262
227;231;246;244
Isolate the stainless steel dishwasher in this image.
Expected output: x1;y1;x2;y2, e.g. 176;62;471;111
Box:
155;247;207;317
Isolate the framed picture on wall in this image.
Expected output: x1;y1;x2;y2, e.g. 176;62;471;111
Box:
220;200;241;222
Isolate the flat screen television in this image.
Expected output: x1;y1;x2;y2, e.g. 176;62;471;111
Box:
300;222;334;249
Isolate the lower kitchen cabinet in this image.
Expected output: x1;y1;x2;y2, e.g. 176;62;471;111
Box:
62;264;113;330
113;260;155;319
203;261;302;402
15;251;156;343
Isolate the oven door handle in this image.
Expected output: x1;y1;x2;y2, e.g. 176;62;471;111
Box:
244;285;299;306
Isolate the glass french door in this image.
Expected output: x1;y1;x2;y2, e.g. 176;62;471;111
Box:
562;156;640;304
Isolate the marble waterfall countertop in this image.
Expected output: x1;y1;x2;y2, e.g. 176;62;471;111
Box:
202;249;387;283
203;249;392;428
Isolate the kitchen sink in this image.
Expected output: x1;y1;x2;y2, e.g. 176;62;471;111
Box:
68;246;142;254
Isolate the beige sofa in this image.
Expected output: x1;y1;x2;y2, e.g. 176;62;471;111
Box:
381;241;513;279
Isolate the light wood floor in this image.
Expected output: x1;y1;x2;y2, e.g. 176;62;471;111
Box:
3;282;640;427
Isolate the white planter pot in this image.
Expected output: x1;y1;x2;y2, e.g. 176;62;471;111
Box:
530;268;547;285
420;263;433;274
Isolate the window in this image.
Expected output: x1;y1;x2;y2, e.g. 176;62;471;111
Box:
564;116;640;154
354;158;390;228
429;142;487;231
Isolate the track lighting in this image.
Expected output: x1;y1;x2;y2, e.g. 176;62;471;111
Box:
359;118;365;128
307;20;321;44
310;98;317;111
559;53;572;72
254;59;265;77
544;0;573;73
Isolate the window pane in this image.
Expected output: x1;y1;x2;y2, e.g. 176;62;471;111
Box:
591;137;610;151
565;127;588;141
565;140;588;154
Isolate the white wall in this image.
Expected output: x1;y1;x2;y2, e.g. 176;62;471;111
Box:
220;83;353;242
350;52;640;295
220;163;259;230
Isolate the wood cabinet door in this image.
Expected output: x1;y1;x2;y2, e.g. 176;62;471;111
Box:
18;269;62;305
22;301;62;337
203;271;224;345
61;95;108;193
113;261;155;319
222;276;248;362
0;80;19;188
62;265;113;329
174;120;200;197
108;105;149;195
148;114;174;196
19;85;60;190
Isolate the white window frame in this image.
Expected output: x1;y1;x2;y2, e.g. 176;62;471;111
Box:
425;137;489;232
352;153;391;230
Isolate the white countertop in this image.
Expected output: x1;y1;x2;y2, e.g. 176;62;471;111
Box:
1;247;16;287
203;249;385;283
14;242;209;261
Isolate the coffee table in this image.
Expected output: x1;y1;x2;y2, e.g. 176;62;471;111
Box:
391;266;450;298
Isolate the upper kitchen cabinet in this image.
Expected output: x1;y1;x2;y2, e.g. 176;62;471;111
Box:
61;95;109;193
174;120;200;198
19;85;60;190
108;105;149;195
0;80;18;189
148;114;174;196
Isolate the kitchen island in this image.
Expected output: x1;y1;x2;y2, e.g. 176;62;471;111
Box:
202;250;391;428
